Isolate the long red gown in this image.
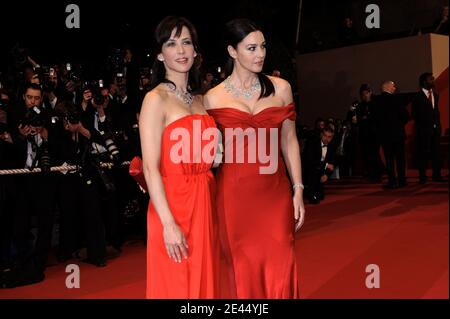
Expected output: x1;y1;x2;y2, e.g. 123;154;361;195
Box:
146;114;220;298
208;104;299;299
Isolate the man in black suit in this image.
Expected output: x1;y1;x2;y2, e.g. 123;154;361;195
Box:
302;126;336;204
5;83;59;286
356;84;383;181
411;72;444;184
374;80;410;189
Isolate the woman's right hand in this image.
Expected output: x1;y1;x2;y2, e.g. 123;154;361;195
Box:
163;222;189;263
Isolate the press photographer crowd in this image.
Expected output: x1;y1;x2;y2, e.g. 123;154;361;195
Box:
0;48;147;288
0;45;447;289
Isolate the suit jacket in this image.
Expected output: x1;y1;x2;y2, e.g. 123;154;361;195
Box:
9;105;61;168
373;92;410;143
302;137;336;176
411;90;441;134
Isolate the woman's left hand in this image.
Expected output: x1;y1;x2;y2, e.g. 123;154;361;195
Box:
293;190;306;232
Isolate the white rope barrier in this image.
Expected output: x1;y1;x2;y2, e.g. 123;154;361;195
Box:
0;161;131;176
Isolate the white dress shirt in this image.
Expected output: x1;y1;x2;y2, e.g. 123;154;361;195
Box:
321;141;328;162
422;88;435;109
25;134;43;168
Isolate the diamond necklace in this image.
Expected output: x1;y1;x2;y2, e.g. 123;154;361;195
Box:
164;82;194;106
224;76;261;99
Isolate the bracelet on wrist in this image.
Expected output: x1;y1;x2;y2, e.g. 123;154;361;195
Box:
292;183;304;191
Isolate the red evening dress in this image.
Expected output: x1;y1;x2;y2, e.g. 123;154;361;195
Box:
146;114;220;298
208;104;299;299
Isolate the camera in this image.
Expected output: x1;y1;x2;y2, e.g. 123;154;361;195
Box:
21;107;46;128
91;155;117;193
349;101;359;112
65;62;82;84
93;90;105;106
64;110;81;125
80;151;117;193
82;81;106;106
101;131;120;162
116;73;126;89
32;66;56;94
38;140;51;173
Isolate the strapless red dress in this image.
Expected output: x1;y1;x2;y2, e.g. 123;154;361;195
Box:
208;104;299;299
146;114;220;298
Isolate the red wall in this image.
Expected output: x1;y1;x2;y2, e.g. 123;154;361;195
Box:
436;67;449;133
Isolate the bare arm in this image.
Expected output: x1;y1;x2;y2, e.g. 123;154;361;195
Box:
278;80;306;232
139;92;188;262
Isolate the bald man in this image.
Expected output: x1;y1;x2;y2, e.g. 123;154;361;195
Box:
373;80;410;189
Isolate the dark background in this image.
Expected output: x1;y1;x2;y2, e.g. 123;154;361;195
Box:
0;0;447;81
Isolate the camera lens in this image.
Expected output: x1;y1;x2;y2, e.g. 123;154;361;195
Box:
105;138;119;157
94;94;105;105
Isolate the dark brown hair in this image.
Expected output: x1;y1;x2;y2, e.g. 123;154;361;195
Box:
150;16;201;93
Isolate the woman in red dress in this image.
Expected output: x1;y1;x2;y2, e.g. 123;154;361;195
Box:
139;16;219;298
205;19;306;298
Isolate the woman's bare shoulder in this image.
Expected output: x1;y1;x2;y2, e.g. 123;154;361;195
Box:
203;83;225;110
143;85;171;108
267;76;293;105
268;75;291;91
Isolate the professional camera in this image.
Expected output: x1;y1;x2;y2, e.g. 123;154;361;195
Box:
62;62;82;90
83;80;106;106
116;72;125;86
80;151;117;193
64;109;81;125
101;131;120;163
21;107;46;128
37;140;51;173
349;101;359;112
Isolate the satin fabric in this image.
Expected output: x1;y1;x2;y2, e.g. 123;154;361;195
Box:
146;114;220;299
208;104;299;299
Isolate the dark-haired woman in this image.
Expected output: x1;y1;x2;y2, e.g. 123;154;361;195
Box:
139;16;219;298
205;19;305;298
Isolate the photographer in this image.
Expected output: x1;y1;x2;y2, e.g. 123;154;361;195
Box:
109;79;140;159
356;84;383;181
4;83;58;287
0;90;15;272
302;126;337;204
76;83;124;256
40;67;66;112
56;100;114;267
107;79;143;242
0;89;13;145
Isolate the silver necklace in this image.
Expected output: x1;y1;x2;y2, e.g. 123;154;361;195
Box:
164;82;194;106
224;76;261;99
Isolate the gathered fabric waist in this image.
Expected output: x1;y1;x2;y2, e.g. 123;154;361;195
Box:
161;170;213;178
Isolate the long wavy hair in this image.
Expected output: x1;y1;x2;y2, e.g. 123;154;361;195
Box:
150;16;201;93
224;18;275;99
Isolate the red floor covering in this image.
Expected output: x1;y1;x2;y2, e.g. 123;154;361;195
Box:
0;171;448;299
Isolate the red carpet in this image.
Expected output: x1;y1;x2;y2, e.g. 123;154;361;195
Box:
0;172;448;299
